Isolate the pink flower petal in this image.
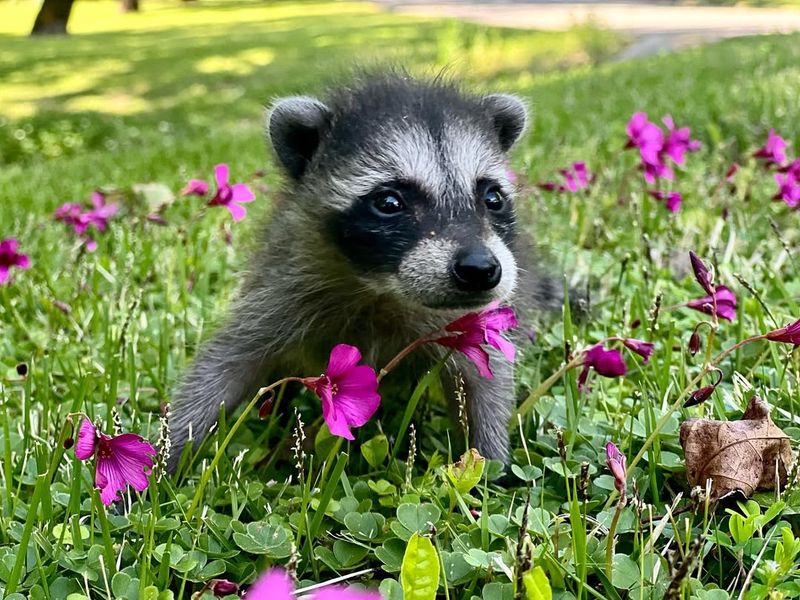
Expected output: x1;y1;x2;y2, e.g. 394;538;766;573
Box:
214;164;230;188
244;569;294;600
0;266;8;285
75;418;97;460
182;179;210;197
226;202;247;222
231;183;255;203
326;344;363;379
486;329;516;362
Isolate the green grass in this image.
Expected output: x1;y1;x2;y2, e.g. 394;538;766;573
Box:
3;1;800;598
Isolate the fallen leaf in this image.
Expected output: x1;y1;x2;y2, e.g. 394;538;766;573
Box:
680;395;795;499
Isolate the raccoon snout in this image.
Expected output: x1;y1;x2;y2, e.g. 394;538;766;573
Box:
451;246;502;292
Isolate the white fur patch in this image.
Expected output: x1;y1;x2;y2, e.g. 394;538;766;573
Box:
485;232;518;301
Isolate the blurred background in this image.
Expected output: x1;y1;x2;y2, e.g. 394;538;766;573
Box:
2;0;800;234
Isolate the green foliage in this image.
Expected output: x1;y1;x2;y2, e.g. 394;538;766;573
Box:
400;533;439;600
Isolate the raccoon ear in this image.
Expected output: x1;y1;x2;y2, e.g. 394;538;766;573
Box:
480;94;529;152
267;96;332;179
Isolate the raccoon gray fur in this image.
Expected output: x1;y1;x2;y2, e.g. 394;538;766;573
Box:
167;72;562;472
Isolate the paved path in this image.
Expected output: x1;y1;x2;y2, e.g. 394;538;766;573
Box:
378;0;800;58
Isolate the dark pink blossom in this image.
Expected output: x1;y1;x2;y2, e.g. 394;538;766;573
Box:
539;162;593;193
765;319;800;345
626;112;664;166
625;112;699;184
207;164;256;221
208;579;239;596
54;191;118;252
245;568;380;600
75;418;157;505
0;239;31;285
84;191;118;232
181;179;210;197
686;285;737;322
689;251;714;295
754;129;788;166
182;164;256;221
647;190;681;213
301;344;380;441
605;442;627;495
662;115;701;165
684;385;715;408
774;172;800;208
578;345;627;390
432;302;518;379
783;158;800;179
622;338;654;363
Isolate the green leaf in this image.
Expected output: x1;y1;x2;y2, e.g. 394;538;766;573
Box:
361;434;389;468
396;503;441;536
232;522;291;556
379;578;404;600
611;554;639;589
523;566;552;600
401;533;439;600
483;582;513;600
445;449;485;494
345;512;385;540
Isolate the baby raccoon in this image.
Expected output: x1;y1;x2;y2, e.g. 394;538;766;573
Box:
168;72;561;472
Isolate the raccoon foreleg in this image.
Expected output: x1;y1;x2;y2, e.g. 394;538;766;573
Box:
167;311;276;472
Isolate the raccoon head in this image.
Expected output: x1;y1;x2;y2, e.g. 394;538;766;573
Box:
267;75;528;310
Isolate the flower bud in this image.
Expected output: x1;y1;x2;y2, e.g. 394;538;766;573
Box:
684;385;715;408
209;579;239;596
63;437;74;450
16;363;28;377
689;331;701;355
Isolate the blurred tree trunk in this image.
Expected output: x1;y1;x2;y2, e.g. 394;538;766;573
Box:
31;0;75;35
120;0;139;12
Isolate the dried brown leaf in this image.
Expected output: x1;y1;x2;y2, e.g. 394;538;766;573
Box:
679;395;795;500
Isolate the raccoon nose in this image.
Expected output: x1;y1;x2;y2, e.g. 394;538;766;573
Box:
451;247;501;292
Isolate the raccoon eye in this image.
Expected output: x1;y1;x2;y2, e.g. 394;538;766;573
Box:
372;191;405;216
482;186;505;211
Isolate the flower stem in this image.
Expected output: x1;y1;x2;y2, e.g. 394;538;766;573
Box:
186;376;302;520
605;494;627;583
378;325;447;382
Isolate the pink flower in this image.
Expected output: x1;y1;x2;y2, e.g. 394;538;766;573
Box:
432;302;518;379
301;344;380;441
539;162;593;193
625;112;698;184
622;338;654;363
689;251;713;295
0;239;31;285
647;190;682;213
686;285;737;322
578;345;627;390
766;319;800;345
245;568;380;600
197;164;256;221
774;172;800;208
662;115;701;165
754;129;788;166
54;191;118;252
181;179;210;197
626;112;664;167
208;579;239;596
75;418;157;505
783;158;800;179
84;191;118;232
605;442;627;495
